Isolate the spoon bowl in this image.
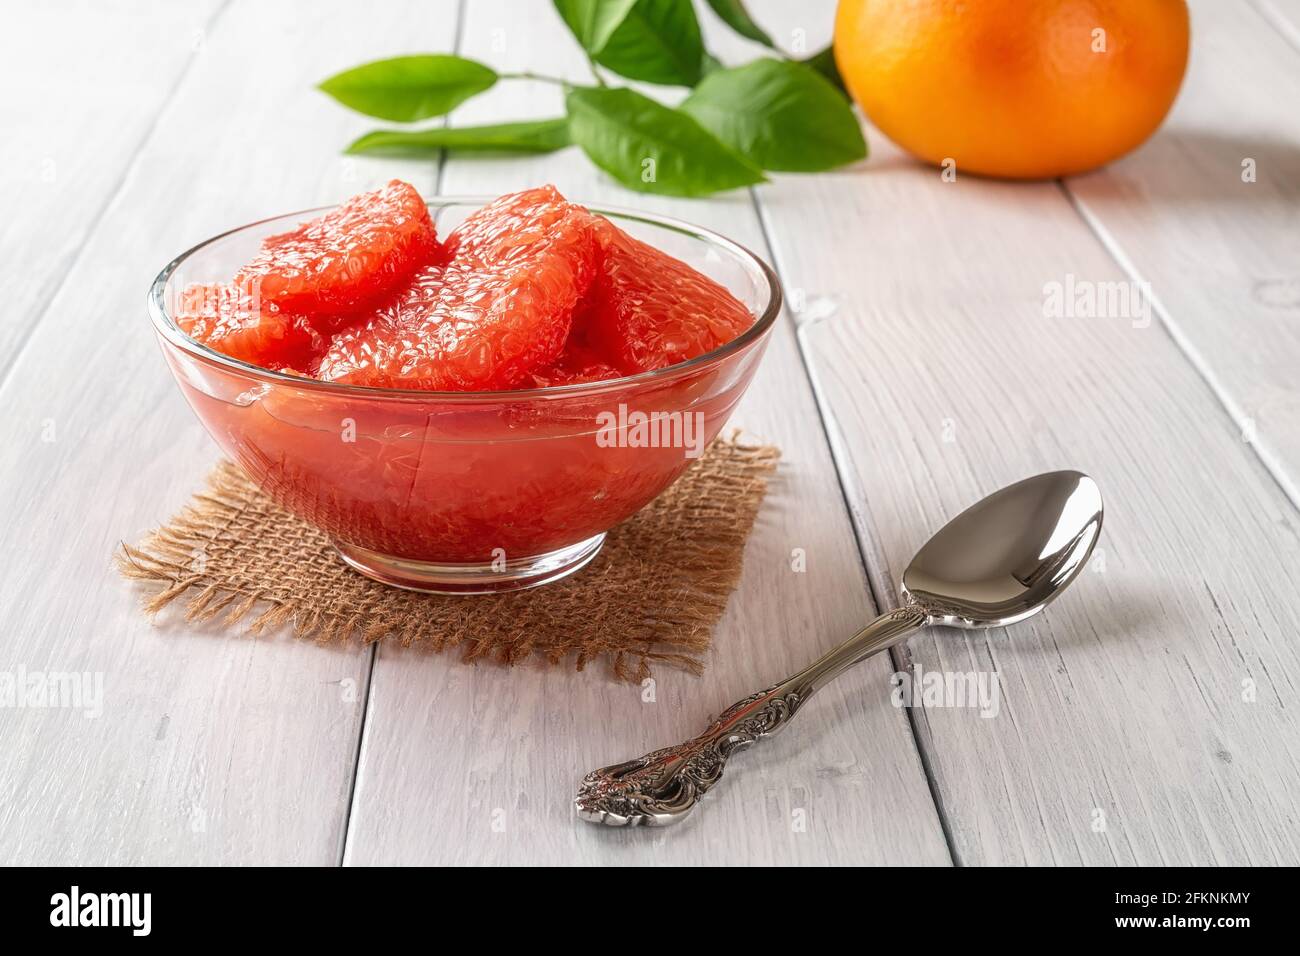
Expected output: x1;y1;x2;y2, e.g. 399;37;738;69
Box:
901;471;1103;629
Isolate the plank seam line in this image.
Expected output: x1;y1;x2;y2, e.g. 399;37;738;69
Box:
749;186;960;867
336;0;469;868
0;0;233;396
337;639;380;866
1056;180;1300;513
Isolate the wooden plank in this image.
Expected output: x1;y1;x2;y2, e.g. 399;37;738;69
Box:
754;91;1300;865
341;0;950;866
1064;0;1300;506
0;0;223;367
0;0;459;865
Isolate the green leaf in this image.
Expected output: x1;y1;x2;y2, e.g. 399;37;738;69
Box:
318;55;498;122
566;86;764;197
703;0;774;47
700;51;725;76
345;119;572;156
802;44;847;95
552;0;639;54
592;0;706;86
681;59;866;172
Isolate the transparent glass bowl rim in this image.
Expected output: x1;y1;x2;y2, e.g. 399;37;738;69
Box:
148;196;783;403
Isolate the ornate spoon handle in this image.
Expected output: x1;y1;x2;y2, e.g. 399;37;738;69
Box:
575;604;929;827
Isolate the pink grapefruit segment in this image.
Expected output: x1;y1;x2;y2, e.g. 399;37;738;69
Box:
577;217;754;375
234;179;438;319
174;282;323;372
174;181;758;392
317;186;597;391
527;344;623;387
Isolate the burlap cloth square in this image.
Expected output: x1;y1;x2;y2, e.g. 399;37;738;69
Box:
118;435;778;681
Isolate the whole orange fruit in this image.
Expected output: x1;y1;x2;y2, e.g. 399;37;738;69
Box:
833;0;1190;179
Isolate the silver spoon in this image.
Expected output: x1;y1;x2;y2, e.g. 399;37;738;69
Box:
576;470;1103;827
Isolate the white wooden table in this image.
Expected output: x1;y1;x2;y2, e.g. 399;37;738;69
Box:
3;0;1298;866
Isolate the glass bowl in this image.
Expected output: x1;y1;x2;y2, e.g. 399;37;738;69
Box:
149;198;781;593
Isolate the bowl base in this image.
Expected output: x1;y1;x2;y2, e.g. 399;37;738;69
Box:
333;533;606;595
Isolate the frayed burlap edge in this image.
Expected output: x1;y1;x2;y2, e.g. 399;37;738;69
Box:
117;433;779;682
